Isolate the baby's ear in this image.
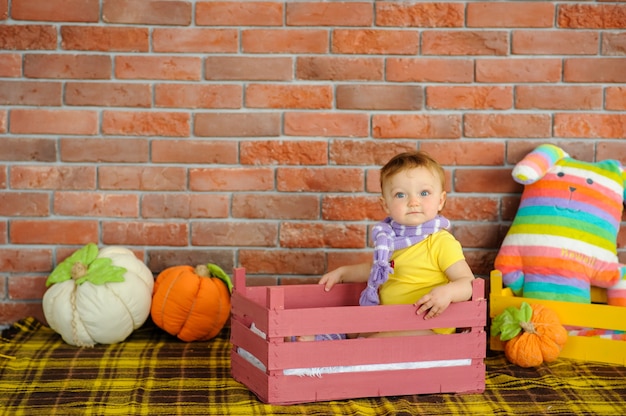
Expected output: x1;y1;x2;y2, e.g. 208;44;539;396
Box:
512;144;569;185
379;195;389;213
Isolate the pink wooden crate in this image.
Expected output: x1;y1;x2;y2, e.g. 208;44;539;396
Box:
229;268;487;405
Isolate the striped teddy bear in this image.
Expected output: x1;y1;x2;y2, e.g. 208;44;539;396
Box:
495;144;626;307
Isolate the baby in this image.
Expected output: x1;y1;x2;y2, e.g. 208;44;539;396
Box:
308;151;475;340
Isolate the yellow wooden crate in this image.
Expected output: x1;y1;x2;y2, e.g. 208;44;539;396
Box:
489;270;626;366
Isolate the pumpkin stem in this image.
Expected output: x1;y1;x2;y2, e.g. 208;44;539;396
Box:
70;262;88;280
519;321;537;335
195;264;209;277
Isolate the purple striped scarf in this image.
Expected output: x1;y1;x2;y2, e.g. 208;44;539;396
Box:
359;215;451;306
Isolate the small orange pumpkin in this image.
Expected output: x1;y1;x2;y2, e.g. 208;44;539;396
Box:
151;263;232;342
492;302;568;368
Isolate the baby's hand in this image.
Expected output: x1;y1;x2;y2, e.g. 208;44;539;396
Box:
319;269;343;291
414;285;453;320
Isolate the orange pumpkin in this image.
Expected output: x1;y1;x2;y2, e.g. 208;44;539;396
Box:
151;263;232;342
492;302;568;368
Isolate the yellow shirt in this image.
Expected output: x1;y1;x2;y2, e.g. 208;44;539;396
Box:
378;230;466;334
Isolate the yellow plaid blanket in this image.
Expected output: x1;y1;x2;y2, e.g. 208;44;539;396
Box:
1;318;626;415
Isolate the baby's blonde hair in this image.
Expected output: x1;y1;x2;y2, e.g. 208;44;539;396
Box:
380;151;446;192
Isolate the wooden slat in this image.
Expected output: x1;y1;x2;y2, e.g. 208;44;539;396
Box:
230;351;269;403
489;270;626;331
266;364;486;405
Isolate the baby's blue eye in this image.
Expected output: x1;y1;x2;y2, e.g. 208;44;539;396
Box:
395;192;406;199
420;190;430;197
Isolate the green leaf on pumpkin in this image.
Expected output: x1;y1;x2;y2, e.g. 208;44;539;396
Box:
45;243;127;287
491;301;532;341
46;243;100;286
74;257;126;286
207;263;233;294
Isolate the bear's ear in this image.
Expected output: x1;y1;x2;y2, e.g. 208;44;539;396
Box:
512;144;569;185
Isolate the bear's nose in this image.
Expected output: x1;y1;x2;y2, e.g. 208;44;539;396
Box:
569;186;576;193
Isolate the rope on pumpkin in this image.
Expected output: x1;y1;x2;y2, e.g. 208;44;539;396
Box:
70;262;94;348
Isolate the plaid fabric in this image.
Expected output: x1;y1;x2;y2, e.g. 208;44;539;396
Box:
2;318;626;415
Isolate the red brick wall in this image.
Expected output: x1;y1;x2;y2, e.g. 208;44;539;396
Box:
1;0;625;324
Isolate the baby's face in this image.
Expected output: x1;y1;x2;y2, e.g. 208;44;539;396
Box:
380;166;446;227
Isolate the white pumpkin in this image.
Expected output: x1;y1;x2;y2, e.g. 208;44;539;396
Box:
43;244;154;347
